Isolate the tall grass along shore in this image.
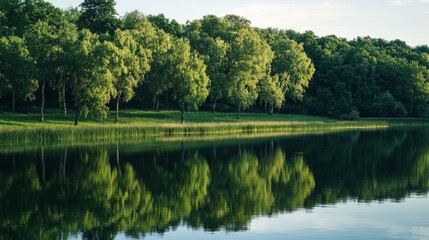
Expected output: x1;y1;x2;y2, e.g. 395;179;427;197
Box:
1;110;428;145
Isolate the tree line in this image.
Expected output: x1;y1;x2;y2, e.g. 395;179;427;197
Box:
0;0;428;124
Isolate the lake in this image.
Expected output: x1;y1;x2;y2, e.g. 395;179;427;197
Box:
1;128;428;239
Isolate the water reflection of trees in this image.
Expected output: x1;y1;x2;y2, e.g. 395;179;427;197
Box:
0;129;428;239
0;146;314;239
299;129;429;207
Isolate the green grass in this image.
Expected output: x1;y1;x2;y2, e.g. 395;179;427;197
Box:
0;109;428;145
0;109;331;125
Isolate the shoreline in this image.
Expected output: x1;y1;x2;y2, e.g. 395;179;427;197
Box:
1;110;428;145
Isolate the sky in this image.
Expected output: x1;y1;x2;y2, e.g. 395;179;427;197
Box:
45;0;429;46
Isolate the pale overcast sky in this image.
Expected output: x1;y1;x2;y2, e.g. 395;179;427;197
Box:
46;0;429;46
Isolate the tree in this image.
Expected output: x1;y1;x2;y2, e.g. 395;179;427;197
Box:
258;75;286;114
286;33;357;118
121;10;147;30
147;14;182;37
104;29;150;122
258;29;315;113
268;32;315;102
64;7;80;25
369;91;407;117
24;20;57;122
0;0;62;37
227;27;273;118
0;9;6;35
185;15;229;112
186;15;273;118
78;0;118;34
341;41;378;117
143;29;175;111
50;20;79;117
405;61;429;117
167;39;209;123
121;12;171;110
70;29;113;125
0;36;37;112
224;14;251;29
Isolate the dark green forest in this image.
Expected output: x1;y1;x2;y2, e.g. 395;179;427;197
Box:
1;0;428;124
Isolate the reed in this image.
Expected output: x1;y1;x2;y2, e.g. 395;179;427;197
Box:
0;109;428;145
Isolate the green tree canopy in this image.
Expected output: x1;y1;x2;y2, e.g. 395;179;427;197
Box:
166;38;210;123
50;20;79;117
103;29;151;122
147;14;182;37
70;29;114;125
227;27;273;118
258;75;286;114
78;0;118;34
0;35;37;113
0;0;62;36
257;29;315;113
185;15;229;112
24;20;58;121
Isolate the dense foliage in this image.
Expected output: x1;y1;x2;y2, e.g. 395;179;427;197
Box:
0;0;428;123
284;31;429;118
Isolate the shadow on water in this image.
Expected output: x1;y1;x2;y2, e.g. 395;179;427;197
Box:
0;127;428;239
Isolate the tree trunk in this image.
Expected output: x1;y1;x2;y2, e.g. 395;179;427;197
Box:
212;101;217;113
40;79;45;122
74;107;79;126
141;88;145;110
180;106;185;123
58;71;63;109
269;104;274;115
151;94;161;110
236;106;241;119
12;90;16;113
115;95;120;123
62;83;67;118
155;95;160;111
58;87;63;109
264;102;267;113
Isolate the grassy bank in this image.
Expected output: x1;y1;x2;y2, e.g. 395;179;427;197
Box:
1;109;428;145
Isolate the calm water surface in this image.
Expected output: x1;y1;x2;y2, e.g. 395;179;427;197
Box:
1;128;428;239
